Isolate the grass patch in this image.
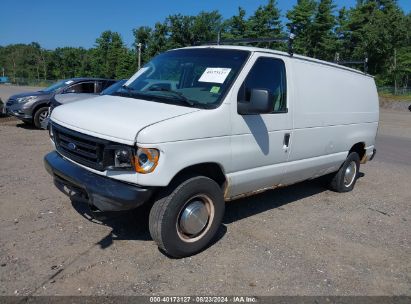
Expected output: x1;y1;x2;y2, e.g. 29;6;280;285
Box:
379;93;411;102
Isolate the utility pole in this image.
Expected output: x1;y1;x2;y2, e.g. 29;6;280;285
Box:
335;52;340;63
137;43;142;70
1;67;4;77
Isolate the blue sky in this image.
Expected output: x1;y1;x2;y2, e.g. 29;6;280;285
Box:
1;0;410;49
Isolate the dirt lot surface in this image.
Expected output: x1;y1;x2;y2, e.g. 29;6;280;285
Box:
0;86;410;296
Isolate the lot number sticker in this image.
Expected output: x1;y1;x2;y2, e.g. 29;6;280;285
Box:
199;68;231;84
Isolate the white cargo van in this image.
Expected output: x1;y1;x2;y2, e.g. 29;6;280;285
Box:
44;46;379;257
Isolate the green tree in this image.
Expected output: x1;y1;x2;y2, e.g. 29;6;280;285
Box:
77;49;94;77
146;22;169;58
286;0;317;56
166;11;222;47
1;0;409;88
167;14;195;48
0;43;49;82
223;7;248;40
49;47;87;79
395;46;411;89
91;31;130;78
247;0;283;48
310;0;338;60
345;0;408;78
191;11;222;44
335;7;350;60
116;49;137;79
4;44;26;81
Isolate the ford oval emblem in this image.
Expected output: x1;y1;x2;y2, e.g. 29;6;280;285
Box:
67;142;77;150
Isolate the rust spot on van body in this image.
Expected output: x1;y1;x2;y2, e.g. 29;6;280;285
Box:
360;153;368;164
223;177;231;200
225;184;287;201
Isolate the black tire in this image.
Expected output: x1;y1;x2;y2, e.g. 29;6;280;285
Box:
149;176;225;258
33;106;49;129
329;152;360;192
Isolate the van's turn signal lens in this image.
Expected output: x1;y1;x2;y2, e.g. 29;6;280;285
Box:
134;148;159;173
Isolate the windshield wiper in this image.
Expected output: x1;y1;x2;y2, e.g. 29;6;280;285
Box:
114;86;156;100
148;87;194;106
121;84;136;92
118;85;196;107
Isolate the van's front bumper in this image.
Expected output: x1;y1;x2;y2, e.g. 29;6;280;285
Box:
44;151;153;211
362;146;377;163
369;148;377;161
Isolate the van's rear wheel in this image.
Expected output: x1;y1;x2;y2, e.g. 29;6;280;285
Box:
329;152;360;192
149;176;225;258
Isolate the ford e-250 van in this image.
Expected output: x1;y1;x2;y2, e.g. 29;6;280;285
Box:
44;46;379;257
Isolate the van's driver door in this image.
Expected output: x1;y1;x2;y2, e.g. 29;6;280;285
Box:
227;54;292;199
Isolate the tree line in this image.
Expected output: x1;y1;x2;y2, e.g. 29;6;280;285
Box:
0;0;410;88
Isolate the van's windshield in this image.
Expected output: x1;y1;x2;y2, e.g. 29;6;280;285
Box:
111;48;249;108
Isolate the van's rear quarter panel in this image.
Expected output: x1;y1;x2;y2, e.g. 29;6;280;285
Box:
291;60;379;129
284;59;379;182
290;59;379;154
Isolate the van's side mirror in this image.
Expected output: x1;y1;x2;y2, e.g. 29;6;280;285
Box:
238;89;274;115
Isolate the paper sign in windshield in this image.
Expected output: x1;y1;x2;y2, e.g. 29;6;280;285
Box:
199;68;231;84
65;80;74;85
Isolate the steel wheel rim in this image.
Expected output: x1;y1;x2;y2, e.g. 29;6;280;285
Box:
344;161;357;187
176;194;215;243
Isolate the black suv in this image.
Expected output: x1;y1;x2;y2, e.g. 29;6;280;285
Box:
5;78;116;128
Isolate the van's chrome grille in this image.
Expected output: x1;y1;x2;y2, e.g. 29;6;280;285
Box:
52;123;108;171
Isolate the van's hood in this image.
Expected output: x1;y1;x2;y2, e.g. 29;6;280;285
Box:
51;95;200;145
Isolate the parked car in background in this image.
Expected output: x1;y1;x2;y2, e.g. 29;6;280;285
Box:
0;98;5;116
41;79;127;129
5;78;116;128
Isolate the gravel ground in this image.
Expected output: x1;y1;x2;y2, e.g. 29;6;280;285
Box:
0;86;410;296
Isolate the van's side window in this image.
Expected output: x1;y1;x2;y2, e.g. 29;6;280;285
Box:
238;57;287;113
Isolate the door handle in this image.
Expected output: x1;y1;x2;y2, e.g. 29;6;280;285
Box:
283;133;291;150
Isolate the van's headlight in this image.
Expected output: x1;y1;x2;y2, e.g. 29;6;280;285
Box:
111;146;159;173
134;148;159;173
114;148;134;168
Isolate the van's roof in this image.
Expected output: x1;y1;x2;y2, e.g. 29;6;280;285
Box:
178;45;373;78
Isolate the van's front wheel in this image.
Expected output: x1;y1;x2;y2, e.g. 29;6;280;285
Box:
149;176;225;258
329;152;360;192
